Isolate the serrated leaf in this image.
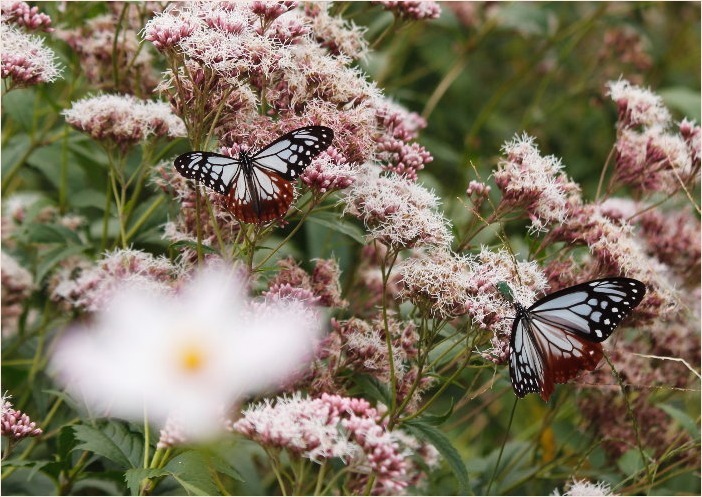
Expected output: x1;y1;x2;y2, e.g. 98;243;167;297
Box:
658;403;700;440
36;244;88;282
404;420;469;494
307;212;365;244
73;422;143;469
165;451;219;496
124;468;170;496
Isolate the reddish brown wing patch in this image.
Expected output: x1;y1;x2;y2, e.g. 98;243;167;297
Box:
541;335;603;401
225;174;295;224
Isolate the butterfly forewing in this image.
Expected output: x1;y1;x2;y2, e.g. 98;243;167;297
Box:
251;126;334;180
173;152;241;195
528;278;646;342
509;277;646;401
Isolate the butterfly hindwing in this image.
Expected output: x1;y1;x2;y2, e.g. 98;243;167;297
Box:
508;277;646;401
251;126;334;180
226;165;295;223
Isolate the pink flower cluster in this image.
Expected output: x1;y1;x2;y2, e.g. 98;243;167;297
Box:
344;165;452;249
607;79;700;195
232;392;437;494
63;94;186;150
375;102;433;181
50;249;181;312
57;7;159;95
300;147;356;194
374;1;442;20
2;395;42;440
1;251;34;337
494;133;581;233
1;24;62;86
1;1;52;31
263;257;347;309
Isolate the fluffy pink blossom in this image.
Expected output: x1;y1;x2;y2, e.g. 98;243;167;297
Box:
1;24;62;86
50;248;181;312
1;251;34;337
304;3;368;59
375;1;442;20
606;79;671;129
2;394;42;440
156;415;187;450
1;1;52;31
494;133;581;232
344;166;452;249
613;126;695;194
232;392;432;494
63;94;186;149
553;479;615;496
300;148;356;194
263;257;347;308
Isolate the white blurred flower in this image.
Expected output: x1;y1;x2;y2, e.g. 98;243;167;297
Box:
50;267;322;440
553;479;615;496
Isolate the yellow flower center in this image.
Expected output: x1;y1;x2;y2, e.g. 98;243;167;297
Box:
178;343;206;373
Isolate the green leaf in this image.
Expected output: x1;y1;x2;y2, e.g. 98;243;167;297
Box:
165;451;220;496
404;420;469;494
168;240;219;255
1;134;32;177
36;244;89;282
201;450;245;483
658;403;700;440
660;87;701;122
616;449;646;476
71;189;108;210
416;399;455;426
307;211;365;244
124;468;169;496
351;374;392;405
23;223;82;245
2;88;36;131
73;422;144;469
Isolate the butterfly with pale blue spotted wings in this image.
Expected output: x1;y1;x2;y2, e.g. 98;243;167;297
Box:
174;126;334;224
498;278;646;401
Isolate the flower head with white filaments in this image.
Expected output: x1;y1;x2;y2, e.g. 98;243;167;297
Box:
50;267;323;440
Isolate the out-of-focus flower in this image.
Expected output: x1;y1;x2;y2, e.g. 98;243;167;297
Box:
57;6;159;94
63;94;186;150
374;1;441;21
597;29;652;84
678;118;701;171
232;392;435;494
263;257;348;309
1;1;53;31
1;251;34;337
304;3;368;59
494;133;581;233
156;414;187;450
553;479;615;496
1;394;42;440
50;248;181;312
0;24;62;87
344;165;452;249
613;126;695;194
606;79;671;129
51;267;323;440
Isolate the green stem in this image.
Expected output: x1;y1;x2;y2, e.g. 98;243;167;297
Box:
485;397;519;495
313;462;327;496
124;195;165;243
253;201;317;271
380;247;399;427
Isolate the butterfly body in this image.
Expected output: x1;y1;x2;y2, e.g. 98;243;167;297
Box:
174;126;334;224
507;277;646;401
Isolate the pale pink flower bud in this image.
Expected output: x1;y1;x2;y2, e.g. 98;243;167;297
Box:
1;395;42;440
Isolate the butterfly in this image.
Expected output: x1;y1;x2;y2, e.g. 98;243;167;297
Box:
174;126;334;223
498;278;646;401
